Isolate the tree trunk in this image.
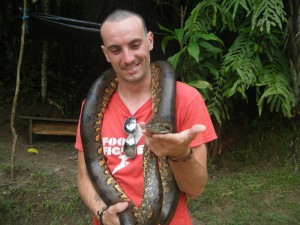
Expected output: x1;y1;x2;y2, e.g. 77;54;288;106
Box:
10;0;26;179
286;0;300;172
41;41;48;100
41;0;50;101
289;0;300;108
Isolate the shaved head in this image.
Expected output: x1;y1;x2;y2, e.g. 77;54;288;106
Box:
100;9;148;39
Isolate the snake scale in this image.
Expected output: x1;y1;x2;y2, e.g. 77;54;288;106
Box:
80;61;180;225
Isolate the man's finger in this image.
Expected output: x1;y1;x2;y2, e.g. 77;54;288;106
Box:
190;124;206;134
186;124;207;140
139;122;153;137
113;202;129;213
139;122;146;129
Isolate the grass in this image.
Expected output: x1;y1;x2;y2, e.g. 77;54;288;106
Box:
1;163;299;225
189;164;300;225
0;168;91;225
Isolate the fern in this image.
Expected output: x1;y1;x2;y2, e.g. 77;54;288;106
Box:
207;72;229;124
251;0;286;33
159;0;292;123
223;0;250;20
256;51;295;117
257;73;295;117
187;0;236;32
221;27;259;99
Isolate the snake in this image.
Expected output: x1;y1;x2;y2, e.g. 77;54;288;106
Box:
80;60;180;225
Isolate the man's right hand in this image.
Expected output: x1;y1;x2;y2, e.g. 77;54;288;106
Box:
100;202;129;225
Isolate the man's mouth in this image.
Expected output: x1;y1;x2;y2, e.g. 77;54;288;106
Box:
124;64;139;74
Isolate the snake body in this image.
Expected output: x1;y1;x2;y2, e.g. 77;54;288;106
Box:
80;61;180;225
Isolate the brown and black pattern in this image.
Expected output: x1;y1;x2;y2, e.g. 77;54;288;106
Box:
80;61;180;225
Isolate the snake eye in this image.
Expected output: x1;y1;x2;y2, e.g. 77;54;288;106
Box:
159;123;172;133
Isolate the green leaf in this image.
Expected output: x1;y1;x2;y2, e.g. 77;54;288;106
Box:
212;5;217;26
158;23;174;34
187;43;200;63
188;80;212;90
167;51;183;70
174;28;185;46
200;33;224;45
161;36;175;54
199;41;223;54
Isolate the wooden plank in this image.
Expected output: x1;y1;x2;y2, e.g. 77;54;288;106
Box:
19;116;79;144
19;116;78;123
32;121;77;136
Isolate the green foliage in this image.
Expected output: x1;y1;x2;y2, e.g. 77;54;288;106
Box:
251;0;286;33
221;27;259;99
160;0;295;123
256;50;295;117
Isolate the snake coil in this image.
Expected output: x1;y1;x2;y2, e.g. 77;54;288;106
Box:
80;61;180;225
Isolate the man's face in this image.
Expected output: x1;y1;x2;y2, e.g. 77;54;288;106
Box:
101;16;154;82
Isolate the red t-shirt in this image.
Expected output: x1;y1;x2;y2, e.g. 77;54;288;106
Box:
75;82;217;225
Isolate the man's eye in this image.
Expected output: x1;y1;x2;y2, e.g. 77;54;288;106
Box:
131;43;140;49
109;48;120;54
111;49;120;54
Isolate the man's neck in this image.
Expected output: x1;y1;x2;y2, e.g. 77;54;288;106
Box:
117;78;152;115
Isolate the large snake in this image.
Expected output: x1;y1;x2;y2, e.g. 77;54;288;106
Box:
80;61;180;225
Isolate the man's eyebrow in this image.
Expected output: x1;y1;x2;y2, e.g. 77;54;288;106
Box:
129;38;143;44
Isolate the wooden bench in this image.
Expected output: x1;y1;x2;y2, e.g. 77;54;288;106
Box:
19;116;78;144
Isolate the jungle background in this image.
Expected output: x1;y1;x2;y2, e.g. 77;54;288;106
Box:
0;0;300;224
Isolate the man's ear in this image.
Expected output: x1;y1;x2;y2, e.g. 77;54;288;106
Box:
147;32;154;51
101;45;111;63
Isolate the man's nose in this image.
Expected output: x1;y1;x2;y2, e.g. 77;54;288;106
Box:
123;49;134;63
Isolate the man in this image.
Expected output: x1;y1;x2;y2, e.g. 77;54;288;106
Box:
75;9;217;225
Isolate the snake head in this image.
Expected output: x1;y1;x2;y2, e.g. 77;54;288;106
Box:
145;118;173;134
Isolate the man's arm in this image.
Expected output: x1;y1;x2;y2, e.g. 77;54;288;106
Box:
169;144;208;198
77;151;128;225
141;123;208;198
77;151;106;216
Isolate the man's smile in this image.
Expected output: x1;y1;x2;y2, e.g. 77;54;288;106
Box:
123;64;139;74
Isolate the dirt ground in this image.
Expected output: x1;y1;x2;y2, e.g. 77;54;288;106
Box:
0;103;78;195
1;127;78;180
